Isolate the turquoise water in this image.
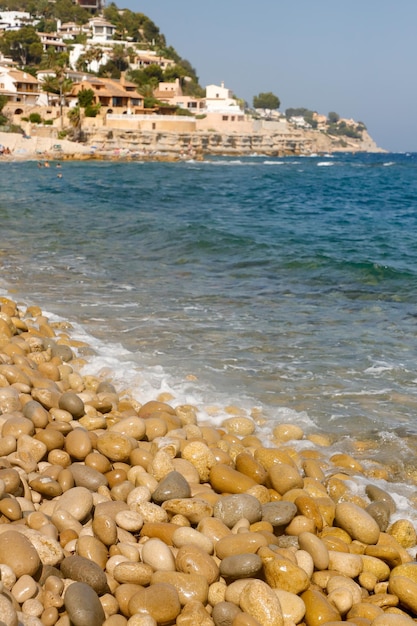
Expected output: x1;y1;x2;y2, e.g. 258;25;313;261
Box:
2;152;417;467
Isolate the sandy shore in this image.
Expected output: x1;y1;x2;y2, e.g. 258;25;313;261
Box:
0;294;416;624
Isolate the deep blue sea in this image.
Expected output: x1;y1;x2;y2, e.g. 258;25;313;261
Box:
2;151;417;483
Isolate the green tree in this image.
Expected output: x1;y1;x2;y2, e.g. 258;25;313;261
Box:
77;88;95;108
0;27;43;66
67;104;82;140
328;111;340;124
253;92;280;110
0;94;8;125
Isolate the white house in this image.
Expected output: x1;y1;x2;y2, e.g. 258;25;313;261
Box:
0;11;32;31
0;65;40;106
205;81;243;113
88;17;116;42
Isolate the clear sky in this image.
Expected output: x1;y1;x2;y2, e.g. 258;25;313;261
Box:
119;0;415;152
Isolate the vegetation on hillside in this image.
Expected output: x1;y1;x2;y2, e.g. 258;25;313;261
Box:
0;0;203;104
0;1;367;137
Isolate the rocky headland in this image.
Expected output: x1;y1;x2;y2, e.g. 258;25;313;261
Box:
0;296;415;625
0;122;384;162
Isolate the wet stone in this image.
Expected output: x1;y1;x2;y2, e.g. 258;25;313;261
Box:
219;553;263;580
261;501;298;527
366;500;391;532
152;470;191;504
213;494;262;528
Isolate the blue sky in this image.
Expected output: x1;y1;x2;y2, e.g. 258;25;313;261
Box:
120;1;416;152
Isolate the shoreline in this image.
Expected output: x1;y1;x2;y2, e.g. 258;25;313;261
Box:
0;130;386;163
0;294;416;624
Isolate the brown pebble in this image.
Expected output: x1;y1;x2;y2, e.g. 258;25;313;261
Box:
60;555;109;595
210;464;257;494
127;582;181;622
65;429;92;460
0;530;41;577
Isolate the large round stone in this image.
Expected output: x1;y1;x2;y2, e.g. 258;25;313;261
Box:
213;494;262;528
0;530;41;578
128;582;181;622
335;502;380;544
261;501;297;527
60;555;109;595
64;582;105;626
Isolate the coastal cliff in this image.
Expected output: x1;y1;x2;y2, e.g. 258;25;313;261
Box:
0;125;383;161
81;126;383;159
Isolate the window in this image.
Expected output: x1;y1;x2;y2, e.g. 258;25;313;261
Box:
222;115;228;121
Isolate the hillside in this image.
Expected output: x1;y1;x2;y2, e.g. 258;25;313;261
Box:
0;2;383;153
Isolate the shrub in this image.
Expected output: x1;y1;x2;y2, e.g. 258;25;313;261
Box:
28;113;42;124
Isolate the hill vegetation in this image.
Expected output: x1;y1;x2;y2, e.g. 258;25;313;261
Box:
0;1;367;141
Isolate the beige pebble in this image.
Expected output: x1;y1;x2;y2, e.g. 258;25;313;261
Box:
388;519;417;549
222;416;255;436
295;549;314;579
141;538;176;571
115;510;144;533
181;441;216;482
0;593;18;626
298;531;329;570
239;579;284;625
326;575;363;605
0;564;16;589
272;423;304;442
274;589;306;625
113;562;154;586
389;575;417;614
268;462;303;495
162;498;213;524
54;486;93;521
126;616;155;626
361;554;391;581
109;416;146;440
372;614;416;625
328;550;363;578
96;431;133;462
335;502;381;545
11;574;38;603
172;526;214;554
175;544;219;585
22;597;44;617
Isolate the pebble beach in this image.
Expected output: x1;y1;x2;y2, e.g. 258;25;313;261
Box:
0;296;417;626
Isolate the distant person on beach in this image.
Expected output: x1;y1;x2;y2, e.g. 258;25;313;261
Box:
44;161;50;168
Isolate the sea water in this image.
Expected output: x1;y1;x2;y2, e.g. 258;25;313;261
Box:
2;152;417;497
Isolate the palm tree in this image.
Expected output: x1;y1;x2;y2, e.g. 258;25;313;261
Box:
67;105;82;141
